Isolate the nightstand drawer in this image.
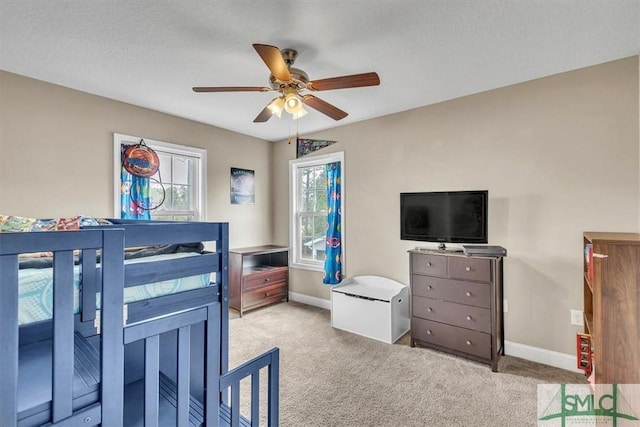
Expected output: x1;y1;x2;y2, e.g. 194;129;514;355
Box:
243;268;288;291
411;275;491;308
412;296;491;333
411;253;447;277
448;257;491;282
243;282;287;308
411;317;491;359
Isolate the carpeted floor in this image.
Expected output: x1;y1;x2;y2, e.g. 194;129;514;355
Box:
228;301;584;427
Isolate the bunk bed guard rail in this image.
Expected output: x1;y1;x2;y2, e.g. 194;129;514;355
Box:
0;228;125;426
0;222;281;427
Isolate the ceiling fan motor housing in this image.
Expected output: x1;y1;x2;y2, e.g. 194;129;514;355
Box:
269;67;309;91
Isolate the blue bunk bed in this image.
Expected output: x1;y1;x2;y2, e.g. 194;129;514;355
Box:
0;220;279;426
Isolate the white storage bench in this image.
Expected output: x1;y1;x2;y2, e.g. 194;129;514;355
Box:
331;275;410;344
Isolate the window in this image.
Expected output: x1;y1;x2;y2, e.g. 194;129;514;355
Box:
113;133;206;221
289;151;344;271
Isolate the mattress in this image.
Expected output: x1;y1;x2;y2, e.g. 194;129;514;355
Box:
18;252;212;325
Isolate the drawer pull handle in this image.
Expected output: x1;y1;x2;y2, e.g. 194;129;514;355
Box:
427;285;433;290
465;266;471;272
426;330;432;335
465;292;472;297
466;315;472;321
264;277;270;282
426;262;432;267
427;307;432;312
466;340;472;345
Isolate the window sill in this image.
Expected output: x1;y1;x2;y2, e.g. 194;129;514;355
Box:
290;261;324;273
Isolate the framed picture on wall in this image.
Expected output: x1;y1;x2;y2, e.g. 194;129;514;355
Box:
230;167;255;205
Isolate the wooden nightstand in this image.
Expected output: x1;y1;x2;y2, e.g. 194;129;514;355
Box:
229;245;289;316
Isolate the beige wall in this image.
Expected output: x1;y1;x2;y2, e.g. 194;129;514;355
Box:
2;57;638;356
273;56;640;355
0;71;273;248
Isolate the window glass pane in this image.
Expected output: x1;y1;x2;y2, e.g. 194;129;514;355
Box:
299;166;326;212
300;190;315;212
165;183;174;209
157;153;172;181
172;157;191;185
171;185;191;210
149;154;192;214
301;242;313;259
312;215;327;262
295;165;330;263
299;214;327;262
315;186;326;213
300;216;312;240
149;183;166;210
300;215;313;260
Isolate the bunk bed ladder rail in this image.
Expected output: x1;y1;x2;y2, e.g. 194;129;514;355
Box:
121;303;221;426
219;348;280;427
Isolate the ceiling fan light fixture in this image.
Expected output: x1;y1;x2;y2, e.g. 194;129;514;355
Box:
267;97;285;118
291;107;308;120
284;92;303;114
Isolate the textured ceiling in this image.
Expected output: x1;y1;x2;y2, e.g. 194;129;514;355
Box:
1;1;638;142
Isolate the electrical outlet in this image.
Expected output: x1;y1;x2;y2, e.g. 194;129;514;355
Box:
503;299;508;313
570;309;583;326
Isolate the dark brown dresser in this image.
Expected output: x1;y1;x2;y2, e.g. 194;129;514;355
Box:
230;245;289;317
409;249;504;371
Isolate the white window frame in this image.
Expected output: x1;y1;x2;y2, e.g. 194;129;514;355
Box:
113;133;207;221
289;151;345;272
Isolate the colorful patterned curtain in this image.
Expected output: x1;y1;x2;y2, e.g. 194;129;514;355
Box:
323;161;342;284
120;144;151;220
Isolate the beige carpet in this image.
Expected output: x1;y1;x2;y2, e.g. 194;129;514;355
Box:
228;301;584;427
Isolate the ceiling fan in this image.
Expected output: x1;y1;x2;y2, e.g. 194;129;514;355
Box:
193;44;380;123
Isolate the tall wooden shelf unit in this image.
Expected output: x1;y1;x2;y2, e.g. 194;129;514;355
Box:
583;232;640;384
229;245;289;317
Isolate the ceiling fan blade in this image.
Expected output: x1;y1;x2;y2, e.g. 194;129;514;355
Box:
193;86;270;93
253;44;291;82
308;72;380;91
302;95;348;121
253;100;276;123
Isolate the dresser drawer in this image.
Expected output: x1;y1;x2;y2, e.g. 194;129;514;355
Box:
411;253;447;277
411;317;491;359
412;296;491;333
448;257;491;282
243;282;287;308
411;275;491;308
243;268;288;291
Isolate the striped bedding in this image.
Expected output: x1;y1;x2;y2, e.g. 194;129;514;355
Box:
17;252;211;325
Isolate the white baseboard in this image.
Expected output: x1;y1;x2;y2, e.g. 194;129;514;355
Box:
287;294;579;373
505;340;581;373
288;292;331;310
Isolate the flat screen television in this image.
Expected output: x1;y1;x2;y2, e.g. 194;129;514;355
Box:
400;190;488;246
